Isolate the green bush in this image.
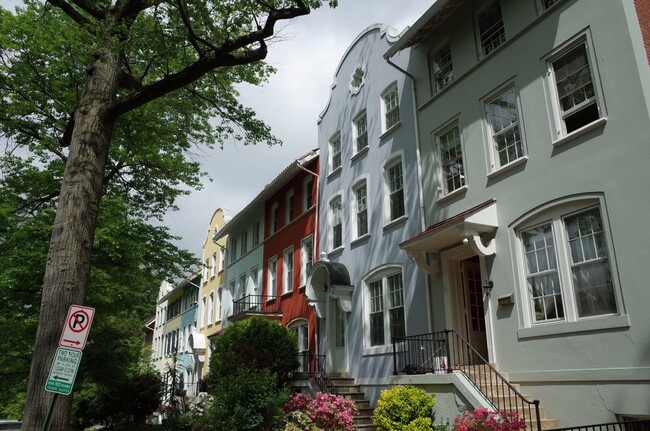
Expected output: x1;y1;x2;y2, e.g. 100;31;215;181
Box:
208;316;299;382
372;385;436;431
196;368;289;431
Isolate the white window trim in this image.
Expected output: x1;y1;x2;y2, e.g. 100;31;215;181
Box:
303;176;314;211
300;236;313;287
536;0;562;15
268;256;278;298
283;247;294;294
329;194;344;252
210;252;217;278
429;41;454;95
511;195;625;338
286;189;295;223
433;118;467;197
544;31;606;142
270;202;279;234
329;132;342;174
483;81;527;173
199;296;206;328
475;0;507;59
352;110;368;155
216;286;223;323
362;265;406;355
207;292;214;325
351;176;370;240
382;152;407;225
381;82;400;133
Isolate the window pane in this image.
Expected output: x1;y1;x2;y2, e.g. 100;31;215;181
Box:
389;307;405;339
552;44;599;133
439;126;465;193
523;224;564;322
478;1;506;55
388;162;405;219
383;87;400;130
565;208;616;317
370;312;384;346
431;44;453;92
572;261;616;317
489;88;523;166
355;113;368;152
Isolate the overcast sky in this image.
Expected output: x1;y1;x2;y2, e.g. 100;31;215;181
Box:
1;0;432;259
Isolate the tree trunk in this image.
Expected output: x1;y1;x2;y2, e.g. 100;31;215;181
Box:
21;48;121;431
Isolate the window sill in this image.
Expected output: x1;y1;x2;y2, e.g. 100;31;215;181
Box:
363;345;394;356
328;246;344;257
281;290;293;298
379;121;402;140
351;146;369;162
351;233;371;246
517;314;630;340
436;185;468;204
552;117;607;148
383;215;408;230
487;156;528;180
327;166;342;180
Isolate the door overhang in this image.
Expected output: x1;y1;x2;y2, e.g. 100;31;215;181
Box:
305;260;353;318
401;199;498;274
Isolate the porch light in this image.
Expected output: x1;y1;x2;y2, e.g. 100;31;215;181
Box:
483;280;494;295
323;282;329;293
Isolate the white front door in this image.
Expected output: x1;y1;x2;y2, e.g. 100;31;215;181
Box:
327;296;347;374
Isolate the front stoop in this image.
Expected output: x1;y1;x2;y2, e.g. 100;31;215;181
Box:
459;364;559;430
329;377;377;431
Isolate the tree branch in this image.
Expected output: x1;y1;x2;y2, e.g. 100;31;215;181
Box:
46;0;94;28
104;159;125;186
12;190;61;215
70;0;106;20
108;3;311;117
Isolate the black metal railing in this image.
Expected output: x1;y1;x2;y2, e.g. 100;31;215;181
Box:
290;351;335;394
233;294;275;315
393;329;541;431
548;420;650;431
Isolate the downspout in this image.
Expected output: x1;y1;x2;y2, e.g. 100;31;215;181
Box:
385;53;434;333
295;160;320;363
295;162;320;267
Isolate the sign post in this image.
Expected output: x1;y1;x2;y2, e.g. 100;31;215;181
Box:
43;305;95;431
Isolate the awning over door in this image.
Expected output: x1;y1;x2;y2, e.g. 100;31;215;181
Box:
305;260;353;318
400;199;498;273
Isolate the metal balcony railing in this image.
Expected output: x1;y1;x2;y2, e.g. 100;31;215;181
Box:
232;294;275;315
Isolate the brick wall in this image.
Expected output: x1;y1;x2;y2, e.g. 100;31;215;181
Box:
635;0;650;62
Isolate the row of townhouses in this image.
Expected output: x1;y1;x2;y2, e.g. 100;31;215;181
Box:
147;0;650;427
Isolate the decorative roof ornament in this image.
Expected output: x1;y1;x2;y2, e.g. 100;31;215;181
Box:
349;65;365;95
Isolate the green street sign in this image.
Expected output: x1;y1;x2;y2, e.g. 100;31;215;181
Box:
45;347;82;395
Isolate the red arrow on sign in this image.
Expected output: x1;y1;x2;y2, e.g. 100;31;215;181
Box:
59;305;95;350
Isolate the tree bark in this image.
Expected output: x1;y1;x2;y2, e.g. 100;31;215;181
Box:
21;48;121;431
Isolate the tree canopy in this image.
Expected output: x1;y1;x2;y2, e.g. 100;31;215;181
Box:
0;0;336;428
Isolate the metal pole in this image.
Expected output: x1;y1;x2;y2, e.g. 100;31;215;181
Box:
42;393;59;431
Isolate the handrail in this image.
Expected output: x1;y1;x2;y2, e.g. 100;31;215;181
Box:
294;351;336;394
232;294;275;315
393;329;542;431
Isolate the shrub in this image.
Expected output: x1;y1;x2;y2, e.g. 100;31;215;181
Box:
284;392;358;431
372;385;435;431
208;316;299;383
197;368;289;431
451;408;526;431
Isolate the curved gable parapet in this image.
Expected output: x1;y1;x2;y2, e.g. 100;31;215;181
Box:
317;23;406;125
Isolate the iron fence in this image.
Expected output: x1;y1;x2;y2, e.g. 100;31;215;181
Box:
233;294;275;315
393;329;541;431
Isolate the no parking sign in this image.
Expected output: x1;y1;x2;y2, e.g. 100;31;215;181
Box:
58;305;94;350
